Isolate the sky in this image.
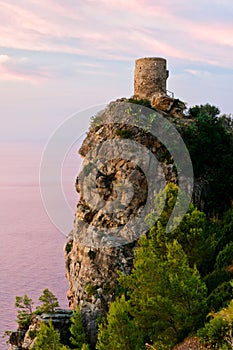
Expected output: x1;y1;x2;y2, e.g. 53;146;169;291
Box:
0;0;232;140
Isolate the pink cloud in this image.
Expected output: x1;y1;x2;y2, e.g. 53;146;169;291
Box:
191;23;233;47
0;0;232;71
0;68;47;82
0;54;52;82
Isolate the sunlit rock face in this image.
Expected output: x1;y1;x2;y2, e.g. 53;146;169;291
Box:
64;98;185;345
64;58;203;347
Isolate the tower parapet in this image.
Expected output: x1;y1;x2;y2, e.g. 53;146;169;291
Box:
134;57;169;101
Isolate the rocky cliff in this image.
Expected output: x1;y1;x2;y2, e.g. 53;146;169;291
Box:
8;309;73;350
64;96;195;346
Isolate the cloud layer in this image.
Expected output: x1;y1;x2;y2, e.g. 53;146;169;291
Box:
0;0;232;82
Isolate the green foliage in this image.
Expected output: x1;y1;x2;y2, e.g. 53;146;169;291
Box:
201;207;233;312
114;185;220;349
28;329;37;339
215;242;233;270
198;298;233;349
36;288;59;314
127;97;152;108
65;242;72;254
215;207;233;253
8;290;70;348
88;249;96;260
69;307;86;350
15;295;34;329
146;184;215;275
94;103;233;349
3;330;12;344
9;103;233;349
204;269;232;295
145;182;178;227
116;128;133;138
81;344;90;350
182;104;233;214
96;295;144;350
206;280;233;312
122;234;207;348
188;103;220;119
85;283;96;296
34;319;64;350
171;206;216;275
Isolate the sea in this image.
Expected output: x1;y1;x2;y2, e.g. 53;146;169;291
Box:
0;141;82;349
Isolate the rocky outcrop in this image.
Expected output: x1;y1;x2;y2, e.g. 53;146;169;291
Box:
64;58;210;347
151;94;186;117
64;98;212;348
64;99;194;346
8;309;73;350
8;330;26;350
66;235;135;344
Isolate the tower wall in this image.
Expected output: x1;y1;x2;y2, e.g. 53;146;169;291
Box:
134;57;169;101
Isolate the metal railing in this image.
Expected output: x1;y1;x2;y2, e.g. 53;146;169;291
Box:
166;90;174;98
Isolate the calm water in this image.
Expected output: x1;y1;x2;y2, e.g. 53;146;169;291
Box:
0;141;81;349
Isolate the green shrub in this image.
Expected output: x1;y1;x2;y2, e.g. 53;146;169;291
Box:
34;319;63;350
28;329;37;339
70;307;87;349
88;250;96;260
116;128;133;138
127;98;152;108
65;242;72;254
85;283;96;296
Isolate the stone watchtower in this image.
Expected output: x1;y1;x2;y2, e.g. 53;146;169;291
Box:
134;57;169;101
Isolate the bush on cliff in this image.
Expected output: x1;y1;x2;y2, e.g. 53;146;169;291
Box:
15;294;34;329
97;182;233;349
34;319;68;350
69;307;87;350
182;104;233;214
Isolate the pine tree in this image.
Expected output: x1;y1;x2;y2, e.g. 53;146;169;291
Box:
95;184;209;349
123;236;207;349
96;295;144;350
37;288;59;314
69;307;86;349
34;319;63;350
15;294;34;328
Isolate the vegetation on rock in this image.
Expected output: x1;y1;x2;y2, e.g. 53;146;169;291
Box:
182;103;233;214
94;101;233;348
7;102;233;350
15;295;34;329
36;288;59;314
69;307;87;349
198;291;233;349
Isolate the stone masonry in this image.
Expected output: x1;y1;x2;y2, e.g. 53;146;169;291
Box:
134;57;169;100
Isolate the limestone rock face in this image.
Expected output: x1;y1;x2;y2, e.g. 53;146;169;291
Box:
66;234;135;344
151;94;186;117
21;315;40;350
8;310;72;350
65;100;183;346
8;330;26;350
65;99;206;346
